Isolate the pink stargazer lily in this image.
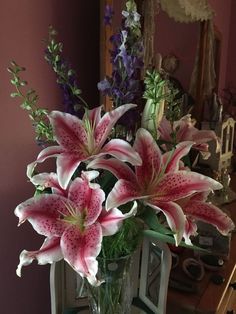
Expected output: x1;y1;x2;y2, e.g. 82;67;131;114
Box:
158;115;219;159
180;192;235;244
27;104;142;189
88;128;223;245
15;171;136;286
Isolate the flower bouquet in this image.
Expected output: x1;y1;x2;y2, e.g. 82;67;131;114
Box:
9;1;235;313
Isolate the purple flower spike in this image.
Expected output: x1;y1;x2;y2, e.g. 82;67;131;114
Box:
104;4;114;26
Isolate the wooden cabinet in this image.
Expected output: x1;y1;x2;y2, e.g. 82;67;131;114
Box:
167;201;236;314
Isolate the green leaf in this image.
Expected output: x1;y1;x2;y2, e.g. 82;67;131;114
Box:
55;55;60;63
74;88;82;96
10;78;17;85
140;206;172;235
143;229;208;252
7;67;14;74
10;92;19;98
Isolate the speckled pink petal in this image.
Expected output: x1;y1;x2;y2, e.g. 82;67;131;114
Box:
147;200;186;245
158;117;172;142
49;111;88;149
16;237;62;277
86;106;102;127
163;141;194;173
101;139;142;165
87;157;137;183
106;179;143;210
154;171;222;202
56;153;83;189
14;194;70;237
31;172;67;196
98;202;137;236
184;200;235;235
61;223;102;286
95;103;136;147
192;130;218;145
68;177;105;226
37;145;65;162
81;170;100;183
183;218;198;245
189;191;209;202
27;146;65;178
134;128;162;187
175;120;191;142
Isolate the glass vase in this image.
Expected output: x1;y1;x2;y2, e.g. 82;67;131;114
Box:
86;255;133;314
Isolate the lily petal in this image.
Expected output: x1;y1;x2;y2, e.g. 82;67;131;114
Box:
86;105;102;127
16;237;62;277
87;158;137;183
102;139;142;165
184;200;235;235
68;177;105;226
95;103;137;147
99;202;137;236
158;117;172;142
14;194;69;237
27;146;64;178
61;223;103;286
189;191;209;202
147;200;186;245
81;170;100;183
56;153;84;189
49;111;88;149
31;172;66;196
154;171;222;202
192;130;218;145
106;179;143;210
163;141;194;173
183;218;198;245
134;128;162;187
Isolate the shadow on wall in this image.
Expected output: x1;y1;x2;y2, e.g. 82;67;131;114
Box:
0;1;99;314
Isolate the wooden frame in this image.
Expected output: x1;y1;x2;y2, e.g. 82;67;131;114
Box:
99;0;114;111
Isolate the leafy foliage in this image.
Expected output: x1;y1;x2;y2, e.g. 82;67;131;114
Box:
8;61;53;144
101;217;143;259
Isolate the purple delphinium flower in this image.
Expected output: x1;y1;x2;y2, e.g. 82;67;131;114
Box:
122;8;141;32
45;48;84;117
44;31;88;118
97;77;111;94
104;4;114;26
98;0;144;131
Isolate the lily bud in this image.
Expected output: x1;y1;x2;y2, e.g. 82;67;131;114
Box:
141;94;165;138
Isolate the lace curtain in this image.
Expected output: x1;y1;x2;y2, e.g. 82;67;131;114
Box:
158;0;214;23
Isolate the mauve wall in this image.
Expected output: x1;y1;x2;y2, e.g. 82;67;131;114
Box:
0;1;99;314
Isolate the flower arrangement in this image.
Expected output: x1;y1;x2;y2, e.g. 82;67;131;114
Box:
10;0;235;291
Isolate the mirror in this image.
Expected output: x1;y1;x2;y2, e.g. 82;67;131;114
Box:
154;9;199;98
